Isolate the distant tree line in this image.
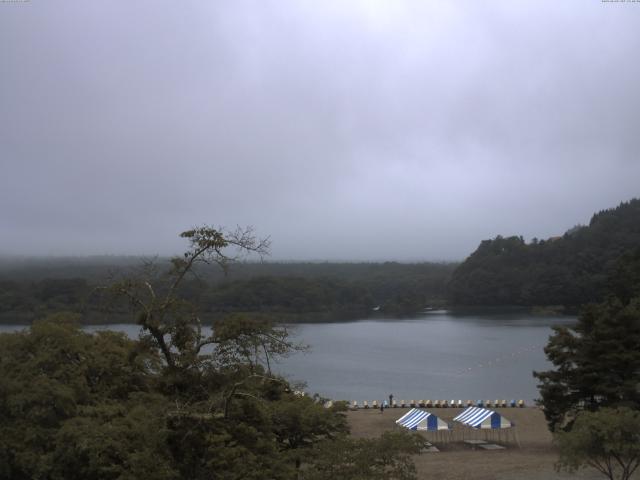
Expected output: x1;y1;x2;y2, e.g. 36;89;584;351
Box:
448;199;640;308
3;198;639;322
0;261;456;324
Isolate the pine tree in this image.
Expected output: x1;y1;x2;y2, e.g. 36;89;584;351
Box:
534;296;640;431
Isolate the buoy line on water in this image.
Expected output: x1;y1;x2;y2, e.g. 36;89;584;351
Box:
455;344;543;376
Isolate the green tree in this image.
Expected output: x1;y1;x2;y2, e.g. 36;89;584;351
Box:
102;226;352;477
105;226;270;372
449;198;640;307
555;407;640;480
608;248;640;305
213;314;302;376
534;296;640;431
270;396;349;470
0;313;161;480
0;227;427;479
303;430;427;480
50;398;178;480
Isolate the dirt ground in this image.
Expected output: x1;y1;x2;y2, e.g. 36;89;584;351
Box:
347;407;609;480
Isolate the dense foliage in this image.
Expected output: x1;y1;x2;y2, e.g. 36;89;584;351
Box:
0;227;427;479
304;431;426;480
534;246;640;432
534;295;640;431
0;260;455;324
0;316;175;479
555;407;640;480
535;245;640;478
448;199;640;307
0;315;357;479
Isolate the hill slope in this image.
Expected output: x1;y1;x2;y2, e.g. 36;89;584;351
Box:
448;198;640;307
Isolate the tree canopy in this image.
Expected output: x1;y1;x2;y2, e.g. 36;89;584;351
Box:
534;296;640;431
448;199;640;308
534;243;640;433
0;226;426;480
555;407;640;480
0;260;455;325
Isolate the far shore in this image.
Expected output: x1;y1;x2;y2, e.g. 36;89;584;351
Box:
0;304;578;326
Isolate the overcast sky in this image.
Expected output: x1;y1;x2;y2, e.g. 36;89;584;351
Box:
1;1;639;261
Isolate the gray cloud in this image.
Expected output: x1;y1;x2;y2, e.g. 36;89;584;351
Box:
1;0;639;260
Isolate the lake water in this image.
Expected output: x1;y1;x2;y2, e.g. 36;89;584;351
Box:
0;310;574;403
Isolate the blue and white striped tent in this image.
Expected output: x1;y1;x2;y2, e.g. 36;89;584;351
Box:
453;406;513;429
395;408;450;431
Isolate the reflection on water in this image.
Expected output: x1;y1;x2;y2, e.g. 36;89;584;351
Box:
0;311;575;403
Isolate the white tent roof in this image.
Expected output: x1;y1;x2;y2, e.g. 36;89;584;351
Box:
395;408;450;431
453;406;513;429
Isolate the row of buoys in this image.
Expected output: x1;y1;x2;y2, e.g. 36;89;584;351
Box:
456;345;542;376
351;399;526;409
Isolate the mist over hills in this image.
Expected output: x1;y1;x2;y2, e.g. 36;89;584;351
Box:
1;198;638;322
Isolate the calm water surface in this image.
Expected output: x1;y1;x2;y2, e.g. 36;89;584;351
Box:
0;311;574;403
277;311;575;403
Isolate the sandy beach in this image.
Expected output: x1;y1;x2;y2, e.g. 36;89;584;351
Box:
347;407;608;480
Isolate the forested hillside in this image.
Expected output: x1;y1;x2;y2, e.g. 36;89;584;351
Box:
4;199;638;320
448;199;640;307
0;260;456;324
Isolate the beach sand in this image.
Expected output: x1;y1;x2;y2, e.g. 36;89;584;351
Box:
347;407;608;480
